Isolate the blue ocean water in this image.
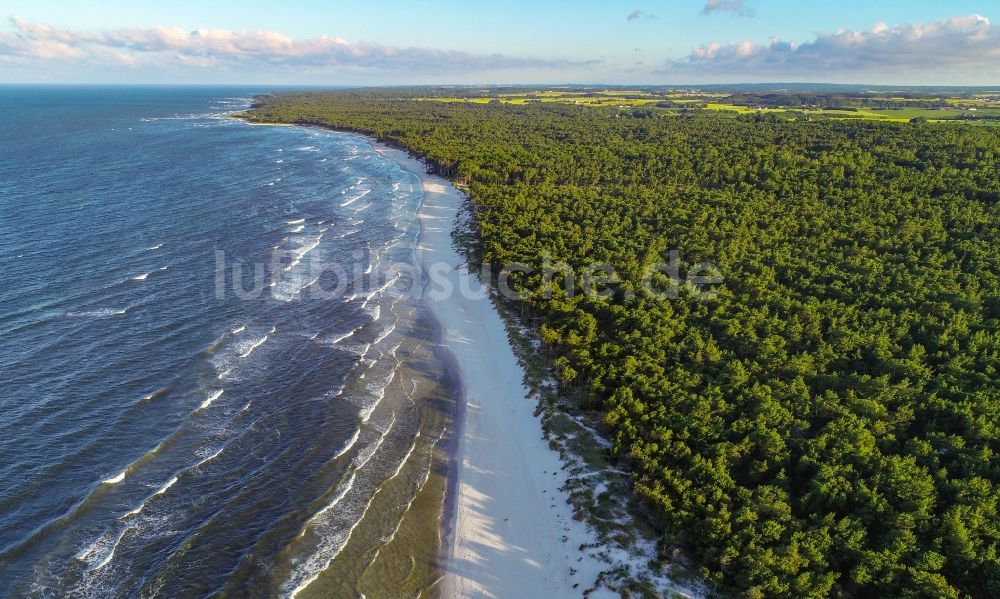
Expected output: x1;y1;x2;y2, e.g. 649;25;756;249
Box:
0;87;450;597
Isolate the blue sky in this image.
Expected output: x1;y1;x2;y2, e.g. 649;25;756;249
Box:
0;0;997;84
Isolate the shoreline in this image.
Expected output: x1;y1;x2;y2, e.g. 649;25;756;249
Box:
234;116;703;597
367;140;616;597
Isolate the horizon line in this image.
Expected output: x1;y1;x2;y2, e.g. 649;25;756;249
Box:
3;81;1000;89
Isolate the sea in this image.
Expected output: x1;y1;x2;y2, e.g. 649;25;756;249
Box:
0;86;455;598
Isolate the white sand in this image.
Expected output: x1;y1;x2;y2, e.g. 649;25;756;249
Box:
375;144;614;598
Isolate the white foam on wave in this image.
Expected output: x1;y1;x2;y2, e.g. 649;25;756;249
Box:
132;273;149;281
66;308;128;318
156;476;178;495
389;431;420;481
289;224;305;233
237;326;276;358
287;412;396;597
92;529;128;570
121;474;178;521
358;368;394;423
300;276;320;291
231;325;246;335
333;428;361;461
91;439;167;499
120;502;145;520
340;342;371;358
323;328;358;346
298;472;357;543
286;218;305;225
102;471;126;485
94;434;231;568
198;389;224;410
78;525;131;571
146;243;163;251
330;227;360;240
359;292;372;310
284;236;323;271
321;383;347;401
368;433;439;568
340;188;371;207
373;324;396;345
193;446;225;470
274;274;322;301
297;411;394;538
374;271;402;297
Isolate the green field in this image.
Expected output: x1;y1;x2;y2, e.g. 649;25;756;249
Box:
413;88;1000;125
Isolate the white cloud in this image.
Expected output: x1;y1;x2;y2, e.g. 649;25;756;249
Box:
0;17;586;73
702;0;753;16
664;14;1000;81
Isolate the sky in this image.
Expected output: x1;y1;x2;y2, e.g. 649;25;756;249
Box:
0;0;997;85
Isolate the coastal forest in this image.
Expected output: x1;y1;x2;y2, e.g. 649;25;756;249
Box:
245;90;1000;599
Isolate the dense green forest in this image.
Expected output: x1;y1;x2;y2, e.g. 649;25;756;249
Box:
244;91;1000;598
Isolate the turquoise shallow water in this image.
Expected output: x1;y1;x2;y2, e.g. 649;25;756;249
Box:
0;86;449;597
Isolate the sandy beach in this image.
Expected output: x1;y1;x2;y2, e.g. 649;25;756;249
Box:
373;143;614;598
